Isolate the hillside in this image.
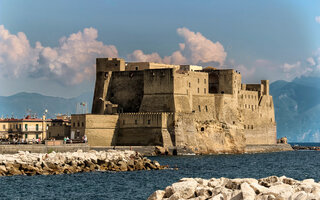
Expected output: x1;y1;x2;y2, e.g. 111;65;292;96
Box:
270;76;320;142
0;92;93;119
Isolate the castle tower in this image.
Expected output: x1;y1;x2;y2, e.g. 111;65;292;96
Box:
92;58;125;114
261;80;269;96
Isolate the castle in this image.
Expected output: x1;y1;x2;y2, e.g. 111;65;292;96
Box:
74;58;276;154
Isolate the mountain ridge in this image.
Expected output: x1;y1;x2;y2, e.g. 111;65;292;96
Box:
0;91;93;119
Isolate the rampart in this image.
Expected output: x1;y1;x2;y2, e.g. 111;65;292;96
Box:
117;112;174;146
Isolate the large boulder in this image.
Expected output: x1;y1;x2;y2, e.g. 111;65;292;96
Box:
170;178;198;199
241;182;255;200
148;190;165;200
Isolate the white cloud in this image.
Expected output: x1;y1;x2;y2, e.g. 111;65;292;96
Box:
281;61;315;80
282;61;301;72
307;57;316;66
236;64;256;81
127;27;226;66
316;16;320;24
0;25;118;85
127;50;162;63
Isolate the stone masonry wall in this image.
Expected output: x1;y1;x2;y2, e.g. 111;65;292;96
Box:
116;113;174;146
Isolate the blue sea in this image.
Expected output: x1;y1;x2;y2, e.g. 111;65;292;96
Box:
1;150;320;199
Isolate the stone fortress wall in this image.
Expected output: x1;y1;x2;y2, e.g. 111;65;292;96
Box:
80;58;277;154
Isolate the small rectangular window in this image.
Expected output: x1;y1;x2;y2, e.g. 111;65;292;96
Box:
204;79;206;84
189;82;191;87
147;120;151;125
197;88;200;93
205;105;208;112
244;125;246;129
204;88;206;94
198;105;201;112
198;78;200;83
135;120;137;125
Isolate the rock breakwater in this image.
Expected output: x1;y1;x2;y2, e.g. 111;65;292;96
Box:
292;145;320;151
148;176;320;200
0;150;165;176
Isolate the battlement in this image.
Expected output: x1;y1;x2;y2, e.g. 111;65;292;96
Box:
96;58;125;72
242;80;269;96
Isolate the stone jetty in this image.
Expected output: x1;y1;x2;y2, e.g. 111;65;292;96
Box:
148;176;320;200
0;149;165;176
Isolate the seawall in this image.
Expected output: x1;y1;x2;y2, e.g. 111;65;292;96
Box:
0;144;293;155
244;144;293;153
0;144;90;154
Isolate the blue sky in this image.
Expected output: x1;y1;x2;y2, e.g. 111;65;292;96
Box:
0;0;320;97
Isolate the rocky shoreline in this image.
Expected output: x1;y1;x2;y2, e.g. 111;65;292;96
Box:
0;150;165;176
148;176;320;200
292;145;320;151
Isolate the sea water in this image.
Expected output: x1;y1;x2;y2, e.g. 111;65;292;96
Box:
0;151;319;199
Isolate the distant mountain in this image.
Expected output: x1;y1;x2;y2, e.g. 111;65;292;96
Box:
0;91;93;119
270;76;320;142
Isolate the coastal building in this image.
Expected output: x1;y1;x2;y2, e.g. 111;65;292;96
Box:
47;115;71;140
0;115;51;141
77;58;277;154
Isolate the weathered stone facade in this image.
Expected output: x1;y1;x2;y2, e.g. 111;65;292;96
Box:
84;58;276;154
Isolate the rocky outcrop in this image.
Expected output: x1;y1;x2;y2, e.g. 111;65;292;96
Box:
148;176;320;200
174;113;246;155
0;150;165;176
